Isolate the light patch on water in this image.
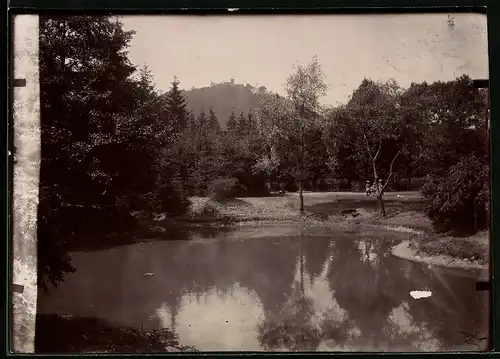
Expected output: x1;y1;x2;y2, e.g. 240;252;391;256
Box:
317;339;345;351
388;302;442;351
155;303;173;329
292;253;348;322
410;290;432;299
389;302;419;335
173;283;264;351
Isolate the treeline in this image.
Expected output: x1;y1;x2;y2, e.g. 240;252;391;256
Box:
36;16;489;291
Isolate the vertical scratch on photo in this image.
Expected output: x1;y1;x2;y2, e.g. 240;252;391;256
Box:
11;14;40;354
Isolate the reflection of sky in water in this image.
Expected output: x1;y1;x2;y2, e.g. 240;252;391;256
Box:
38;229;489;352
155;284;264;351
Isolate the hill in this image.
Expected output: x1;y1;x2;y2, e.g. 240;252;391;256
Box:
180;81;270;128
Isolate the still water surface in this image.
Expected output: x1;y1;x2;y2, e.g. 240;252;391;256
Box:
38;227;489;352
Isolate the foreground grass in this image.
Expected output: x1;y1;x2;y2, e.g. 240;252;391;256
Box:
35;314;197;354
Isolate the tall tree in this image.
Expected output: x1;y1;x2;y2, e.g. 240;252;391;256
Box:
136;64;157;100
321;105;368;188
285;56;328;211
257;56;328;213
164;76;188;134
37;15;188;291
208;108;221;134
344;79;405;216
236;111;249;136
417;76;490;234
38;15;138;290
227;110;237;132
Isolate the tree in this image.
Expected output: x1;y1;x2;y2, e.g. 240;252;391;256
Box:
37;15;188;291
136;64;157;100
258;56;328;212
227;110;237;132
417;76;490;234
38;15;139;290
208;108;221;134
236;111;249;136
422;155;489;234
284;56;328;211
321;106;366;190
344;79;405;216
164;76;188;134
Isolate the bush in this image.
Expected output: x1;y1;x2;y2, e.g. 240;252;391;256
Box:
158;182;190;216
422;155;489;235
207;177;240;201
419;236;488;263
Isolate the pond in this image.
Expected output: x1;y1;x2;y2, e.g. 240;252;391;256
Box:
37;227;490;352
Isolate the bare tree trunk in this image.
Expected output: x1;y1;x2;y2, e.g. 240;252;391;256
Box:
299;179;304;213
372;146;400;218
299;132;305;214
377;195;386;217
408;176;412;191
473;198;478;233
300;230;304;295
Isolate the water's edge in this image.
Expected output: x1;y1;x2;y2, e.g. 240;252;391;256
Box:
391;240;488;272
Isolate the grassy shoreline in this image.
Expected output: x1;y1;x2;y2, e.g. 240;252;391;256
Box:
171;192;489;270
77;192;488;269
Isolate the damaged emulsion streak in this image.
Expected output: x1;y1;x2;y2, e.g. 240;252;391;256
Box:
472;77;489;293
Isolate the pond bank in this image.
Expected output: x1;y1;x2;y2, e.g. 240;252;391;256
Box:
391;239;488;271
171;193;489;271
35;314;197;354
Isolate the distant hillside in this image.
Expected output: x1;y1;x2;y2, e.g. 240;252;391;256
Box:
180;81;270;128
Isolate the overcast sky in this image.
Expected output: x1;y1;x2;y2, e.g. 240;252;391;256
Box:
121;13;488;105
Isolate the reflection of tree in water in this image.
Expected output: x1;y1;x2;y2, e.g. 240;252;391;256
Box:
303;236;332;284
324;235;488;351
147;234;300;333
396;260;489;351
257;232;323;351
327;236;409;350
40;229;487;352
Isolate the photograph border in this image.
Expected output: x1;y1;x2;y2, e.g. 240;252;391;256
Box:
5;1;498;355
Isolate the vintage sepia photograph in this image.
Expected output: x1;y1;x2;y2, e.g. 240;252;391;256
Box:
10;12;490;353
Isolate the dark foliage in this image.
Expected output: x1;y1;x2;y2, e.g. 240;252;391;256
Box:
207;177;241;201
422;155;489;235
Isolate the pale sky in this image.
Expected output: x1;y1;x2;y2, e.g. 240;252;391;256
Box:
121;13;488;105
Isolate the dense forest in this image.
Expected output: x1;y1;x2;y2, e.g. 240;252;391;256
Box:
36;15;490;291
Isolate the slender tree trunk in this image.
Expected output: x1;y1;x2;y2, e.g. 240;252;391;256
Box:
372;158;387;217
408;176;412;191
473;199;478;233
299;133;305;214
300;229;304;295
377;195;386;217
299;179;304;213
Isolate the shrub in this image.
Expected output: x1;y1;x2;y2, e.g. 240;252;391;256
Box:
419;236;488;263
189;197;221;217
422;155;489;235
207;177;239;201
158;182;190;216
